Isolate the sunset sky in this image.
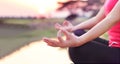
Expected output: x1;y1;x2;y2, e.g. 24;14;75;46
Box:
0;0;67;17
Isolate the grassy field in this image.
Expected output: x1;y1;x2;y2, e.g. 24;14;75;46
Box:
0;18;61;59
0;18;108;59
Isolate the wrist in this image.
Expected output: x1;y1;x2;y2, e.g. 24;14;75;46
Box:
71;26;76;32
77;36;87;46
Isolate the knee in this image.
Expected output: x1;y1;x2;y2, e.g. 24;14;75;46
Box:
68;47;83;63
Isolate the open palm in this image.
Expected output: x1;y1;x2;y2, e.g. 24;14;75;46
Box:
43;29;81;48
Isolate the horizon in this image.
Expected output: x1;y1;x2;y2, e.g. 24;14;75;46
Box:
0;0;67;17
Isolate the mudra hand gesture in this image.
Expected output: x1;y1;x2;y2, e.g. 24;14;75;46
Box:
55;21;74;32
43;21;83;47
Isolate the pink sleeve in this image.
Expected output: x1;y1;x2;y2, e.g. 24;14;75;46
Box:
104;0;118;15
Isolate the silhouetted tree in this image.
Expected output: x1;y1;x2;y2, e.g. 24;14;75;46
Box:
57;0;88;22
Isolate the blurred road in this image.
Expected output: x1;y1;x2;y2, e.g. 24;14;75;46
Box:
0;38;72;64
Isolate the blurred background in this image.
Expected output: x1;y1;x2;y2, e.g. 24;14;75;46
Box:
0;0;107;64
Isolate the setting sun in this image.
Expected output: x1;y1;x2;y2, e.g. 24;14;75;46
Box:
0;0;68;17
14;0;67;14
21;0;57;13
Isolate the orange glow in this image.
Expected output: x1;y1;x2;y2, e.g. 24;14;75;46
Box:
13;0;68;14
0;0;68;17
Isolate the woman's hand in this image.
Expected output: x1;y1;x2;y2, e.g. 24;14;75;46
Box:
43;29;83;48
55;21;74;32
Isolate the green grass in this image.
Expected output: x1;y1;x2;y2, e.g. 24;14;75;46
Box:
0;18;108;59
0;18;60;59
0;28;58;59
2;18;65;25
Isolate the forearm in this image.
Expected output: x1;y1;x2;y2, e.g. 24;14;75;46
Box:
72;17;103;31
78;0;120;45
78;17;120;45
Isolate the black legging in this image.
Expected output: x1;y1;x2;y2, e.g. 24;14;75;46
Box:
69;29;120;64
